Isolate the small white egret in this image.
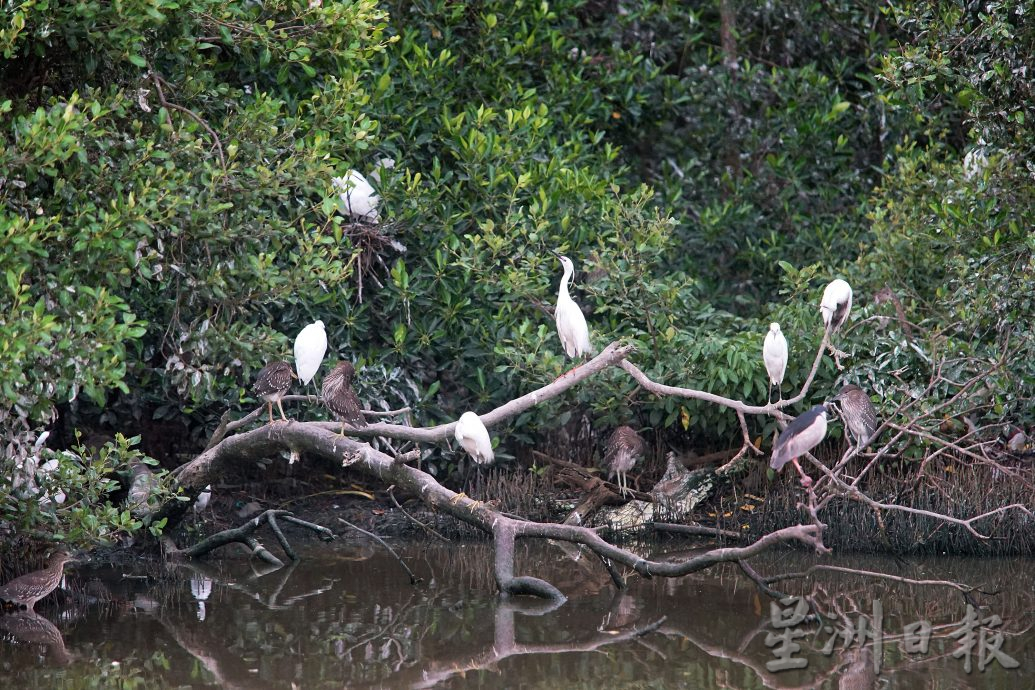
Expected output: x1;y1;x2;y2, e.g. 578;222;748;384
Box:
332;170;380;222
605;426;645;498
194;485;212;514
554;254;592;360
454;411;494;465
770;404;828;488
254;360;294;424
322;361;367;434
762;322;788;403
820;279;853;333
294;320;327;387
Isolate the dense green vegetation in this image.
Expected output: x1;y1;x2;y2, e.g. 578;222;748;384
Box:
1;1;1032;542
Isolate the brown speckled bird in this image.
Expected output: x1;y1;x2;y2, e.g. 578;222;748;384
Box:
830;384;879;450
0;550;75;611
322;361;367;434
604;426;645;498
254;360;294;425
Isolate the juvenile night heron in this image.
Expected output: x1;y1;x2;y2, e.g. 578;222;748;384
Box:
254;360;294;425
454;411;494;465
294;320;328;387
762;322;788;403
770;404;828;488
604;426;645;498
0;550;75;611
322;361;368;434
830;384;878;450
554;254;593;360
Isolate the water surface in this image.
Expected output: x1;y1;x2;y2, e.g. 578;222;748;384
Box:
2;539;1031;688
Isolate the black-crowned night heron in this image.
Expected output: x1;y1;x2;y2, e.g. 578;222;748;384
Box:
770;404;828;488
830;384;878;450
820;279;853;333
254;360;294;425
762;322;788;403
293;320;327;387
454;411;494;464
321;361;367;434
0;549;75;610
553;254;592;359
605;425;645;498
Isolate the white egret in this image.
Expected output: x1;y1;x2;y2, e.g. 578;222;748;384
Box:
254;360;294;424
770;404;828;488
762;322;788;403
332;170;380;222
194;485;212;514
605;426;645;498
322;361;367;434
454;411;494;465
294;320;327;387
554;254;592;360
820;279;853;333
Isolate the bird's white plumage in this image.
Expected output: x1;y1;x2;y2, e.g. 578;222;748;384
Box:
332;170;380;222
455;411;494;464
294;320;328;386
762;322;788;387
555;255;592;358
820;279;853;332
194;485;212;513
771;406;828;471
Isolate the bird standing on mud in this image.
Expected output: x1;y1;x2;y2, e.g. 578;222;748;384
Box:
605;426;645;498
770;404;829;488
762;322;788;403
254;360;294;425
829;384;878;450
322;361;367;435
0;550;76;611
553;254;593;362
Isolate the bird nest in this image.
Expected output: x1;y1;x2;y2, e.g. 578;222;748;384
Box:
340;218;407;304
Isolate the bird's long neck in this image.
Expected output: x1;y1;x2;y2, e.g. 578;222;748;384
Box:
558;264;573;300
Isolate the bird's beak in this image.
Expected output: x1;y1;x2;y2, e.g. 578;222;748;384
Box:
548;248;562;260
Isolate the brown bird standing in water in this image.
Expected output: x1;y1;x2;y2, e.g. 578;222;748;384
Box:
0;549;75;611
829;384;879;450
605;426;645;498
254;360;294;425
322;361;367;434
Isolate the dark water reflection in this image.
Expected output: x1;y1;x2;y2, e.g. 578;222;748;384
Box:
2;539;1032;688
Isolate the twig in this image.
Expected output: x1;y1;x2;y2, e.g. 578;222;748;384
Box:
337;517;423;584
387;487;450;542
146;66;226;172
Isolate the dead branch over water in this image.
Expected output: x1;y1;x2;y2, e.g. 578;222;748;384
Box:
162;337;1032;600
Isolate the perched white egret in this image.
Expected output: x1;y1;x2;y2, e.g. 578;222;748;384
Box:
294;320;327;387
554;254;592;360
454;411;494;465
605;426;645;498
332;170;380;222
820;279;853;333
762;322;788;403
369;157;396;184
194;485;212;514
770;404;828;488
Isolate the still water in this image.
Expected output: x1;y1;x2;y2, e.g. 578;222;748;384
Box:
1;538;1032;688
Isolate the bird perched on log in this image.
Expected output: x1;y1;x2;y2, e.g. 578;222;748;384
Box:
820;279;853;370
454;411;494;465
762;322;788;403
605;426;645;498
553;253;592;361
322;361;367;434
254;360;294;425
0;549;76;611
770;404;829;488
829;384;879;450
294;320;327;388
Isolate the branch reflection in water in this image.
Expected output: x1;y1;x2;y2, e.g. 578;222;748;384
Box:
0;542;1031;688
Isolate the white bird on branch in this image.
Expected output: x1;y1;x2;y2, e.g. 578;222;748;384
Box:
820;279;852;370
332;170;380;223
454;411;494;465
552;253;592;362
294;320;327;388
762;322;788;404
